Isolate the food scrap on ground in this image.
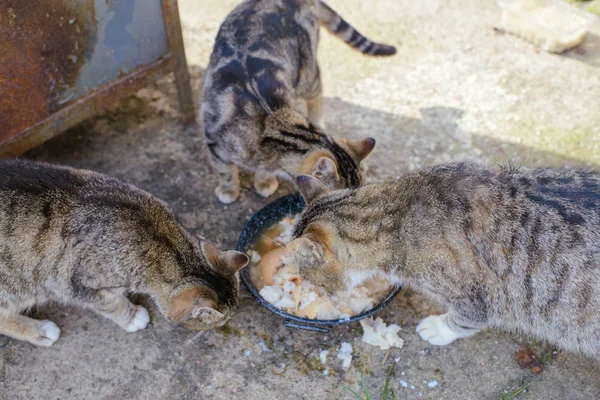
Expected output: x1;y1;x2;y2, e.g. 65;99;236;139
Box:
359;317;405;350
337;342;353;371
319;349;329;364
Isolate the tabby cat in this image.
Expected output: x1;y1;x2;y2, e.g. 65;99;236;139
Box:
288;162;600;359
201;0;395;204
0;160;248;347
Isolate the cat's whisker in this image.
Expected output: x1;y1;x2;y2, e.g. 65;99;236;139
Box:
259;234;286;250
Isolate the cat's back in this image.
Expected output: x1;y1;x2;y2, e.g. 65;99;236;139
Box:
0;159;92;197
202;0;318;134
515;167;600;224
0;160;169;247
421;162;600;223
211;0;317;55
0;159;148;207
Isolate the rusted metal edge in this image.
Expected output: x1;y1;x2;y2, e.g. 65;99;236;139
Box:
0;55;174;159
161;0;196;126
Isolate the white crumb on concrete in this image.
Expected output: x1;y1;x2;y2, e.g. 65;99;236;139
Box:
428;380;438;388
359;317;404;350
319;350;329;364
337;342;353;371
259;340;271;352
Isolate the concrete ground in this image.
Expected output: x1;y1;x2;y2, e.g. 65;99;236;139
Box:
2;0;600;399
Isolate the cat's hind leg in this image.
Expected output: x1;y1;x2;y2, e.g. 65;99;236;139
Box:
301;65;325;129
254;167;279;198
416;310;482;346
306;92;324;129
209;153;241;204
0;313;61;347
87;289;149;333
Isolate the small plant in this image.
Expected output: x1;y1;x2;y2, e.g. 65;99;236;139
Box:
588;0;600;16
501;386;528;400
340;365;396;400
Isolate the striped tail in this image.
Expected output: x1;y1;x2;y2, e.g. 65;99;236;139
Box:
318;1;396;56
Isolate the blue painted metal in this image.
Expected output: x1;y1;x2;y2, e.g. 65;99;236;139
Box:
64;0;169;104
0;0;192;156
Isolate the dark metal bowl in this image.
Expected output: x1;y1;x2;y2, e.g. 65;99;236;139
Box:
237;193;402;333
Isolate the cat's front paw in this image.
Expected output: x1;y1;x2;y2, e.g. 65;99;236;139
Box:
416;314;459;346
254;176;279;198
125;306;150;333
215;186;239;204
34;320;61;347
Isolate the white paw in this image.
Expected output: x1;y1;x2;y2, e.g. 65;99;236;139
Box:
416;314;460;346
125;306;150;333
254;177;279;198
37;320;61;347
215;186;239;204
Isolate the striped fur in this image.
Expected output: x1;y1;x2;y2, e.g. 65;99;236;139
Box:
0;160;248;346
201;0;390;204
318;1;396;56
289;162;600;359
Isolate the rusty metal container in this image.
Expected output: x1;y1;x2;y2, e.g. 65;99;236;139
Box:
0;0;194;157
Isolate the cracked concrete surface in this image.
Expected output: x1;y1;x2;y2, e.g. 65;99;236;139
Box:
1;1;600;399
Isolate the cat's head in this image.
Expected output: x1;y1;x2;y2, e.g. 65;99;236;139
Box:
301;136;376;190
265;107;376;189
166;241;249;330
286;175;385;293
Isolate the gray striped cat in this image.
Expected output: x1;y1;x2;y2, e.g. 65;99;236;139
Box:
201;0;395;204
0;160;248;347
288;163;600;359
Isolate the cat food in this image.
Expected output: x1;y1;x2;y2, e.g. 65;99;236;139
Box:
359;317;404;351
498;0;596;53
337;342;353;371
248;216;393;320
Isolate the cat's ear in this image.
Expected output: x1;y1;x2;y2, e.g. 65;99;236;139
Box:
296;175;329;203
221;250;250;273
345;137;376;161
202;241;249;274
287;238;322;264
202;240;221;265
168;286;225;324
311;156;339;181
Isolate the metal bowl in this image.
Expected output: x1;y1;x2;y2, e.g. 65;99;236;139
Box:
237;193;402;333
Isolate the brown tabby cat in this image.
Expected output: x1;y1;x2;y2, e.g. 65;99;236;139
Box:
201;0;395;204
0;160;248;347
288;163;600;359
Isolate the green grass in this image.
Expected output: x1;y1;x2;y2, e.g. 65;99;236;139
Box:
563;0;600;17
341;366;396;400
501;386;529;400
588;0;600;15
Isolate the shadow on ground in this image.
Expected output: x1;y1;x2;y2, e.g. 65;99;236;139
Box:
562;33;600;67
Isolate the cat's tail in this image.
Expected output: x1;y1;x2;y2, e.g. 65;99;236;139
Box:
318;1;396;56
